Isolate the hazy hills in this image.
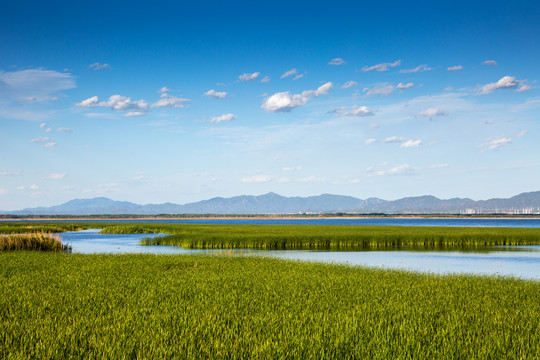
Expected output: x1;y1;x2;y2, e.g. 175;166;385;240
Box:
3;191;540;215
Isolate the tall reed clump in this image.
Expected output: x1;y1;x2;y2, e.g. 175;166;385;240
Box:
0;233;71;253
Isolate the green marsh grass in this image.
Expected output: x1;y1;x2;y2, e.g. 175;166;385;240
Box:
1;252;539;359
120;223;540;249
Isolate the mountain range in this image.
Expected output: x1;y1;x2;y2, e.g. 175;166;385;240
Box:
2;191;540;215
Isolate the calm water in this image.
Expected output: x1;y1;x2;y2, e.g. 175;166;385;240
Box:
62;230;540;280
21;218;540;227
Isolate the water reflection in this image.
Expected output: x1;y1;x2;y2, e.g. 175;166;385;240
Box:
61;230;540;280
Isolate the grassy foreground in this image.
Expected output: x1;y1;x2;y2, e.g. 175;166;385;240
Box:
99;223;540;249
1;252;539;359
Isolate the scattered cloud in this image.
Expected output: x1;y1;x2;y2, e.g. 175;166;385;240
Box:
57;127;73;133
77;95;151;115
29;184;39;190
238;72;260;81
419;107;447;118
204;89;228;99
342;81;358;89
39;123;47;128
41;173;66;180
0;69;75;103
517;130;528;138
159;87;171;93
365;138;377;145
447;65;463;71
400;139;422;148
260;76;270;83
478;76;528;95
133;171;152;181
261;82;333;112
30;136;52;144
43;142;56;148
281;69;298;79
88;63;110;70
400;64;432;73
364;83;395;97
151;93;190;109
210;113;236;123
483;60;498;66
241;175;271;183
0;170;22;176
384;136;404;143
396;82;414;89
298;176;325;183
282;166;302;172
374;164;411;176
477;136;512;150
333;105;374;117
329;58;346;66
0;188;6;196
362;60;401;72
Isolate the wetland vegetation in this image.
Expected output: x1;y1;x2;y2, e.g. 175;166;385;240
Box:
1;252;539;358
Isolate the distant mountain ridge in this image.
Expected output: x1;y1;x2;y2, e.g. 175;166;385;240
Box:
3;191;540;215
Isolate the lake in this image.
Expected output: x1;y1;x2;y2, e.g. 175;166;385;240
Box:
62;229;540;280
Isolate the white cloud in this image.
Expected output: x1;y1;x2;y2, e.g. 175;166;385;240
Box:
260;76;270;83
45;128;52;133
365;83;395;96
241;175;271;183
281;69;298;79
342;81;358;88
293;74;304;80
159;87;170;93
329;58;346;65
210;113;236;123
0;188;6;196
375;164;411;176
516;84;532;92
29;184;39;190
362;60;401;72
0;170;22;176
77;95;153;115
365;138;377;145
447;65;463;71
333;105;374;117
400;64;432;73
41;173;66;180
261;82;333;112
484;119;495;125
151;93;189;109
205;89;228;99
384;136;404;143
483;60;498;66
478;76;526;95
43;142;56;148
400;139;421;148
298;176;325;183
30;136;52;144
517;130;528;138
396;82;414;89
239;72;260;81
0;69;75;103
89;63;110;70
282;166;302;172
477;136;512;150
57;127;73;133
39;123;47;128
419;108;447;117
133;171;152;181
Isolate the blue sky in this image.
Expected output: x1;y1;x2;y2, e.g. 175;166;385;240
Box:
1;0;539;210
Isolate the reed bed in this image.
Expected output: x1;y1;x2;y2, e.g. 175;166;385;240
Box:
0;222;84;234
115;223;540;249
1;252;539;359
0;233;71;253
